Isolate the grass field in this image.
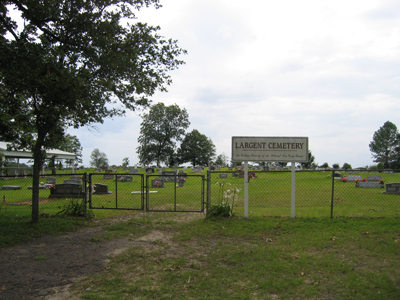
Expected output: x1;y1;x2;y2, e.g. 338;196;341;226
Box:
1;168;400;219
72;213;400;300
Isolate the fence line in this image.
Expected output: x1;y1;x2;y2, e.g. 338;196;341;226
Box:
1;169;399;218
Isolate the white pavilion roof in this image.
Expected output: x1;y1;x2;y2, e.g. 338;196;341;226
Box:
0;141;76;160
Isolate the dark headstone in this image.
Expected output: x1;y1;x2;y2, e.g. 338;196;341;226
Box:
93;184;112;194
385;183;400;194
219;173;228;179
49;184;85;198
103;174;115;180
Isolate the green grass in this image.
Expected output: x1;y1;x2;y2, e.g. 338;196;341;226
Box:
0;213;93;247
74;213;400;300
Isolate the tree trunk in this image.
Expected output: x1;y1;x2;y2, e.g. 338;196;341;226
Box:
31;137;45;223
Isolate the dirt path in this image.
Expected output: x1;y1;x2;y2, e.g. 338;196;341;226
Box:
0;213;202;299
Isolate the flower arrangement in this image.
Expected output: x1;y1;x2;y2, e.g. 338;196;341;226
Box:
355;179;359;187
342;177;347;182
379;180;385;187
361;178;367;182
179;177;186;181
207;182;240;218
48;184;56;190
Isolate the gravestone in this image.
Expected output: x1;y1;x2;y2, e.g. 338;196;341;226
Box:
160;170;177;182
178;179;185;187
64;179;82;185
129;169;139;174
263;166;269;171
93;184;112;194
2;186;22;190
385;183;400;194
359;182;382;188
94;168;102;172
151;179;165;188
367;176;382;182
105;169;113;173
347;175;362;182
27;184;49;190
192;166;202;173
117;176;133;182
49;183;85;198
219;173;228;179
178;170;188;178
146;168;155;174
228;167;233;171
46;177;57;184
103;174;115;180
232;173;238;177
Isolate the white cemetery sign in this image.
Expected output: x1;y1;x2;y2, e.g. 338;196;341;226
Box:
232;137;309;218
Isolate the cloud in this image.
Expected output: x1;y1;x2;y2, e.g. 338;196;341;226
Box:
69;0;400;169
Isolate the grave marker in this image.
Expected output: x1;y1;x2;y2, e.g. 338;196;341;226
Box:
151;179;165;188
367;176;382;182
359;182;382;188
347;175;362;182
49;183;85;198
385;183;400;194
46;177;57;184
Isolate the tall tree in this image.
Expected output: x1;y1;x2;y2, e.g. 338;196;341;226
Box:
214;153;228;166
301;150;315;169
136;103;190;167
90;148;109;168
122;157;130;167
369;121;399;168
0;1;186;222
177;129;216;167
57;134;83;167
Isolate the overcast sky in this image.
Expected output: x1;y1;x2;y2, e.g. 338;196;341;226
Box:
69;0;400;168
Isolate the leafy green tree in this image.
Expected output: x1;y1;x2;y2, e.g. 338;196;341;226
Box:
369;121;399;168
177;130;216;167
332;163;340;169
137;103;190;167
320;162;329;169
301;150;315;169
342;162;352;170
90;149;109;168
214;153;228;166
0;1;185;222
57;134;83;167
122;157;130;167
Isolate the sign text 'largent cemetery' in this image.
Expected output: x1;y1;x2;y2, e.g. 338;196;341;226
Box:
232;136;309;162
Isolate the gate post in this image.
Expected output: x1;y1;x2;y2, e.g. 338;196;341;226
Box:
84;172;88;216
206;169;211;215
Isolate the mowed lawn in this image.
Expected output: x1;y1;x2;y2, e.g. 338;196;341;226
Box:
72;213;400;300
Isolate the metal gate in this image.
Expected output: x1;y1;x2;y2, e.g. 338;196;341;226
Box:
88;173;205;212
146;174;205;212
88;173;144;210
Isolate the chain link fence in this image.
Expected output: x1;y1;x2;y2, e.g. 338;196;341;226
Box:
1;169;399;218
208;169;400;218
